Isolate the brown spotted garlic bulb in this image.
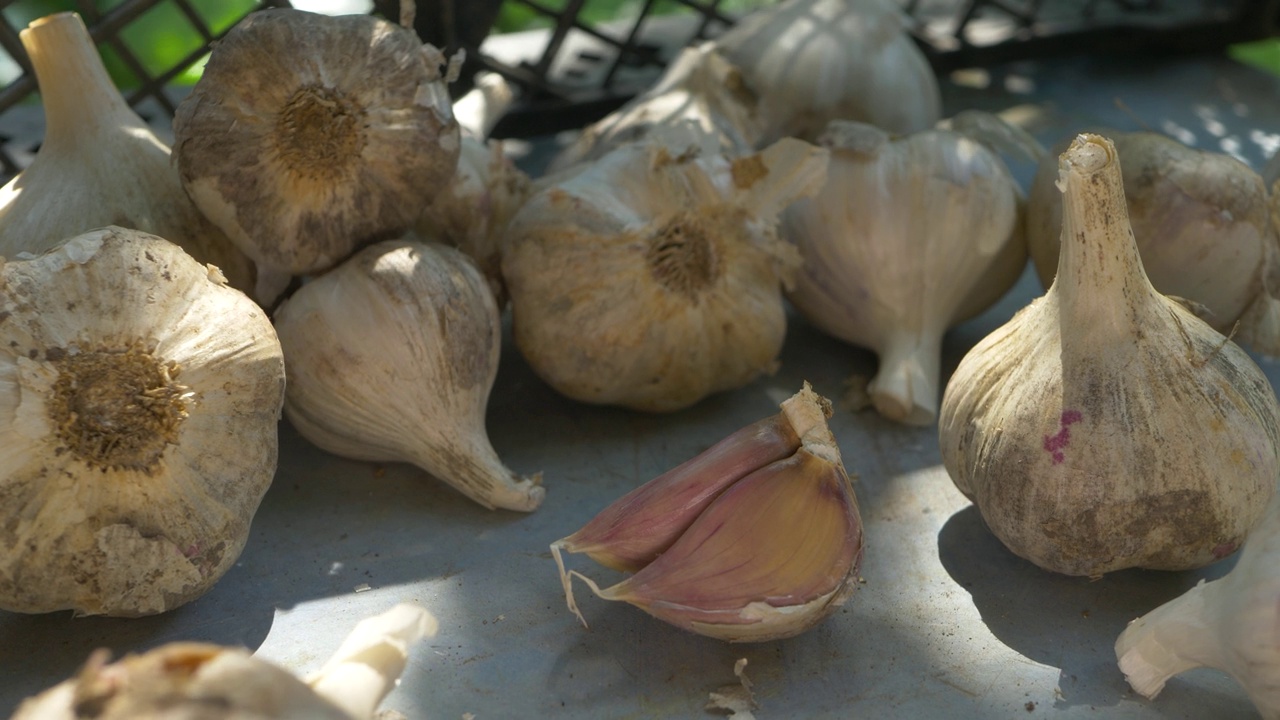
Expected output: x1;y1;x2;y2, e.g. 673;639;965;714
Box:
0;226;286;616
173;8;460;278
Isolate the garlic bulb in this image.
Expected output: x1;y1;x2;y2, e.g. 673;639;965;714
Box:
1115;491;1280;718
939;134;1280;577
0;226;286;616
713;0;941;145
174;8;461;277
555;384;863;642
11;603;435;719
502;137;828;413
1027;131;1274;336
547;42;761;173
783;120;1023;426
0;13;255;297
272;238;544;512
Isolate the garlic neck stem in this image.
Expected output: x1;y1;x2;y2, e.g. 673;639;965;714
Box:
22;13;143;148
407;440;544;512
1115;580;1224;699
867;330;942;426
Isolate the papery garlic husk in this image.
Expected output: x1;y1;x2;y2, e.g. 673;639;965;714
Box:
0;13;256;297
557;383;863;642
174;8;461;277
503;138;827;413
547;42;761;173
273;238;544;512
0;226;286;616
783;120;1023;426
939;134;1280;578
414;135;532;306
1027;131;1274;337
10;603;436;720
713;0;941;145
1115;491;1280;718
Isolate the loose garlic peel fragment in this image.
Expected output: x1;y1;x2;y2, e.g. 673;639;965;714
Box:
174;8;461;277
0;226;286;616
504;138;828;413
554;384;863;642
10;603;435;720
0;13;255;297
939;134;1280;578
783;120;1023;426
273;238;544;512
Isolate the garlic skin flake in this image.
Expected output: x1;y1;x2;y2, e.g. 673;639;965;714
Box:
273;238;544;512
503;138;828;413
784;120;1023;426
939;134;1280;577
0;13;255;297
174;8;461;277
0;226;286;616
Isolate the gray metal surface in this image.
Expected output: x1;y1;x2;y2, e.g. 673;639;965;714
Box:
3;52;1280;718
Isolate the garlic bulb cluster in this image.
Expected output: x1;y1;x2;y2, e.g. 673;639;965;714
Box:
783;119;1024;426
554;384;863;642
939;134;1280;578
503;137;828;413
713;0;941;145
174;8;461;278
0;226;286;616
273;238;544;512
1115;491;1280;718
547;42;761;172
0;13;255;296
11;603;435;720
1027;131;1275;338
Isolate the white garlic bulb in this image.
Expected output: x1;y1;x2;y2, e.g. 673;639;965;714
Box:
0;12;255;297
783;120;1023;425
0;226;286;616
272;238;544;512
939;134;1280;578
502;137;828;413
713;0;941;145
174;8;461;278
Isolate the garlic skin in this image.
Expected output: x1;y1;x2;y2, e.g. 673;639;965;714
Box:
503;138;827;413
783;120;1023;426
0;226;286;616
174;8;461;277
939;134;1280;577
0;13;255;297
11;603;435;720
1027;131;1273;335
1115;492;1280;718
273;238;544;512
713;0;941;145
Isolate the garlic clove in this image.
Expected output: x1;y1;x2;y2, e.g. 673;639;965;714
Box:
174;8;461;277
272;238;544;512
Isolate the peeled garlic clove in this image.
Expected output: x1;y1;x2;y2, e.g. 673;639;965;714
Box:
272;238;544;512
0;226;286;616
504;137;827;412
0;13;255;297
939;134;1280;577
174;8;461;277
713;0;940;145
783;120;1023;426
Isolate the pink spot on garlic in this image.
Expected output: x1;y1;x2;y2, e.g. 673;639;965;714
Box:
1043;410;1083;465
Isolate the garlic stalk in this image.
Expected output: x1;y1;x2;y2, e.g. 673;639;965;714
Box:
712;0;941;145
10;603;435;719
0;226;286;616
1115;491;1280;718
174;8;461;277
939;134;1280;577
272;238;544;512
502;137;828;413
555;384;863;642
0;13;255;297
783;120;1023;426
